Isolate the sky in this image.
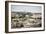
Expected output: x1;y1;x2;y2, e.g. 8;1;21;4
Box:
11;5;42;13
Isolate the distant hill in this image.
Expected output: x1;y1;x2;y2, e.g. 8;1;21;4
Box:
33;13;41;15
11;11;41;17
11;11;33;16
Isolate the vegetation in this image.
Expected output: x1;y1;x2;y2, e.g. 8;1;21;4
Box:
11;12;42;28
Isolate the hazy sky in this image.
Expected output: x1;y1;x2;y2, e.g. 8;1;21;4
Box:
11;5;42;13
